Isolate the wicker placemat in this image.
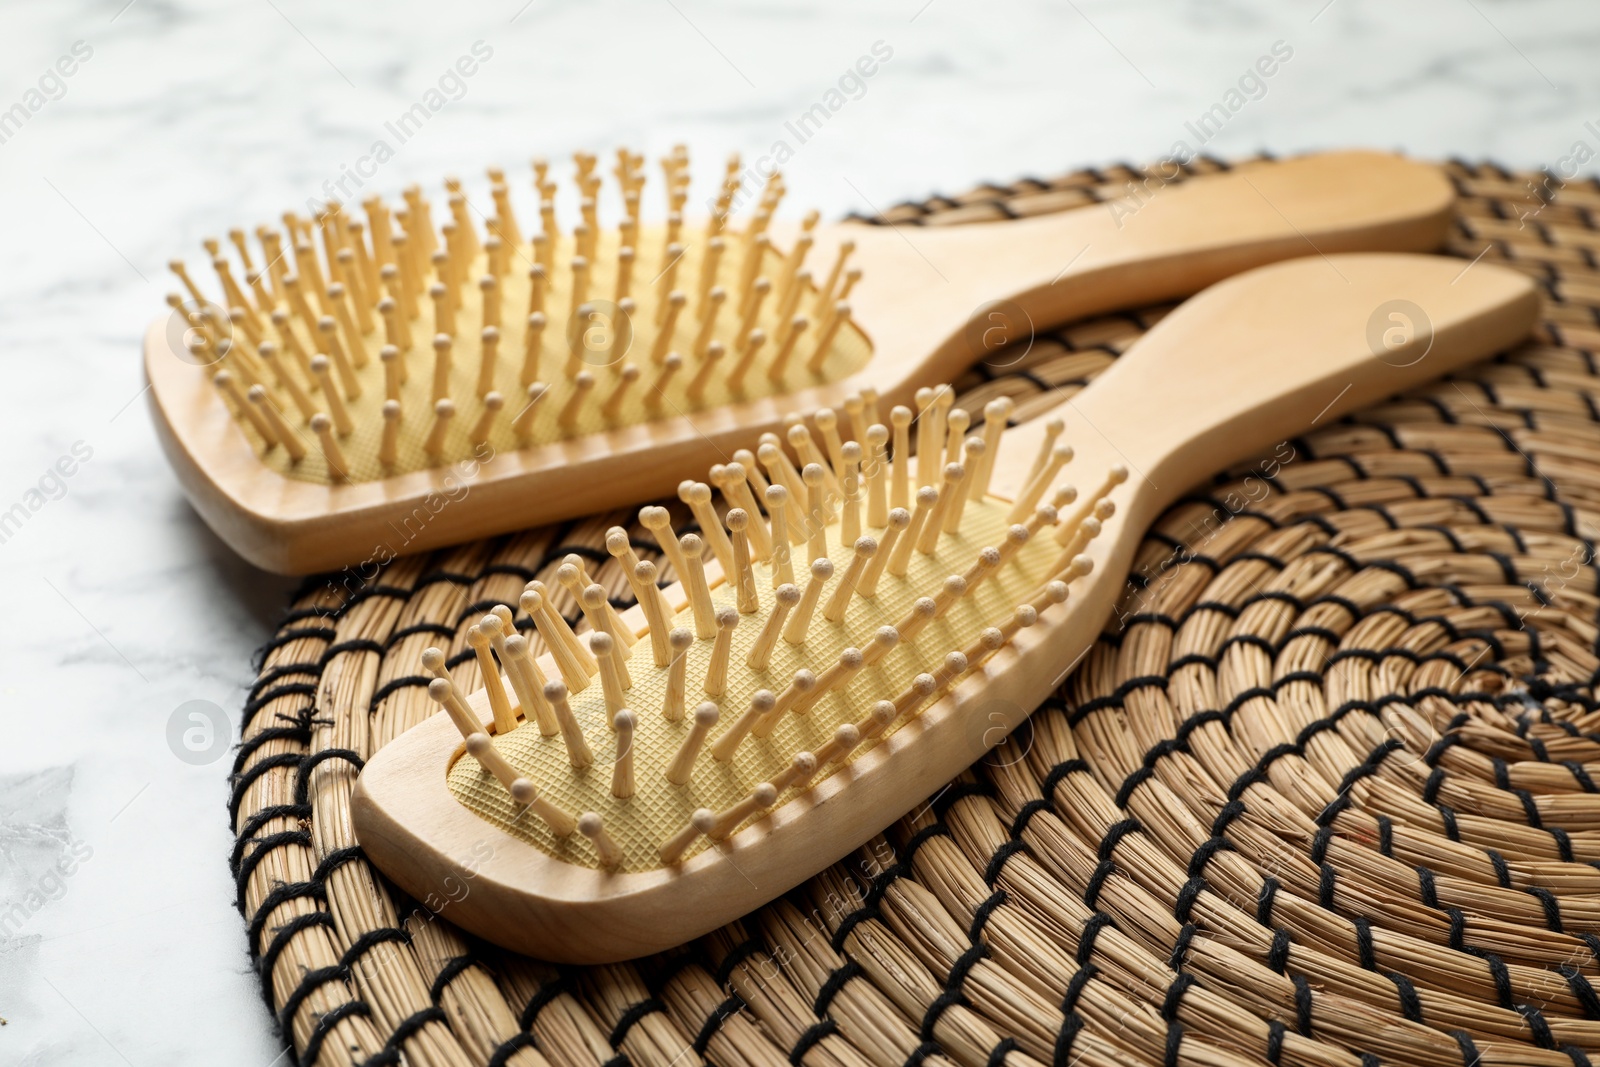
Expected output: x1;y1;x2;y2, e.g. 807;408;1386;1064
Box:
233;155;1600;1067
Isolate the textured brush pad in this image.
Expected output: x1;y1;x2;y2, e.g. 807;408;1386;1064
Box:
233;231;871;484
448;496;1057;871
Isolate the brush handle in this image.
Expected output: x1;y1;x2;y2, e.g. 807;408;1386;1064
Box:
831;150;1455;390
989;253;1541;526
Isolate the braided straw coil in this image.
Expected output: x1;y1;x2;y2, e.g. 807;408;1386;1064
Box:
233;155;1600;1067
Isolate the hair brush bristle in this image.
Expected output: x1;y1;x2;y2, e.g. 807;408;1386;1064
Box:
167;147;871;484
429;385;1119;871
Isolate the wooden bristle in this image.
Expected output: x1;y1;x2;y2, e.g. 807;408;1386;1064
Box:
577;812;624;869
444;378;1112;871
176;151;871;483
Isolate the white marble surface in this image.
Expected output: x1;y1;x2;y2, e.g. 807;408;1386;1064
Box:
1;0;1596;1063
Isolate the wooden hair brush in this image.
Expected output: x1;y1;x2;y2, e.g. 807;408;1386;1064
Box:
350;252;1538;963
144;149;1454;574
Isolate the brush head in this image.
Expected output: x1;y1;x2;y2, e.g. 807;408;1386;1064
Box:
429;381;1116;872
166;148;871;485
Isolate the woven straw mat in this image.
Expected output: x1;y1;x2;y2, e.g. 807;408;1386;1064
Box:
234;155;1600;1067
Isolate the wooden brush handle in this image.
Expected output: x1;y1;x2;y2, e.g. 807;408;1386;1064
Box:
838;151;1455;390
989;252;1541;525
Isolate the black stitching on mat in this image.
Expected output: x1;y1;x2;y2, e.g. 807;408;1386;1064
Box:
417;569;476;588
234;724;313;772
1528;885;1565;932
1160;974;1195;1067
1267;928;1292;974
428;954;478;1004
243;684;319;727
339;927;410;981
257;912;336;996
1084;818;1141;909
1486;849;1512;888
1210;801;1247;838
984;840;1027;886
279;604;340;626
789;1017;838;1064
489;1036;540;1067
1552;825;1576;862
457;597;522;626
249;668;320;703
321;638;385;664
276;964;354;1041
831;827;947;951
1515;1002;1557;1049
1173;877;1205;924
385;622;457;647
341;584;413;611
254;627;338;669
364;1005;446;1067
1316;738;1404;825
1041;758;1089;798
1388;971;1424;1023
1169;923;1197;971
370;674;433;708
920;941;988;1041
1257;877;1280;927
985;1037;1020;1067
608;997;665;1048
1291;974;1313;1036
230;752;305;821
1418;866;1439;909
481;562;540;582
232;805;312;872
235;831;310;909
1562;965;1600;1020
1438;803;1461;842
1060;963;1096;1017
296;748;365;804
1011;797;1056;840
692;995;746;1056
246;881;326;948
1053;976;1091;1063
716;937;769;989
299;998;373;1067
969;890;1007;942
1309;825;1335;866
518;972;571;1032
1559;1046;1592;1067
1077;914;1113;966
1265;1020;1286;1064
932;780;995;817
313;846;366;884
813;959;862;1017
